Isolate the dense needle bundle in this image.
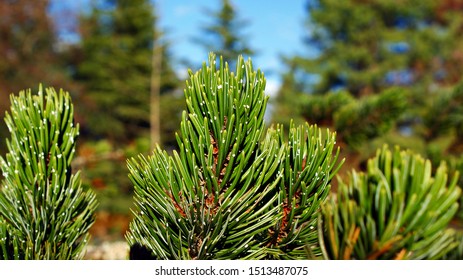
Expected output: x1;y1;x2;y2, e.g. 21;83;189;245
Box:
126;53;342;259
0;87;97;259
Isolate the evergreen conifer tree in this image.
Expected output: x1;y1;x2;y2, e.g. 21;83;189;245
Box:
283;0;460;97
194;0;255;67
76;0;180;144
0;87;97;259
73;0;182;212
273;0;463;176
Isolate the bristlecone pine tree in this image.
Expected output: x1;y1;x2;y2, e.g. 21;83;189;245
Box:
319;145;461;260
126;53;343;259
0;87;97;260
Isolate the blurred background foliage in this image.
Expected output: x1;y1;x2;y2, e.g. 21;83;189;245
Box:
272;0;463;222
2;0;463;245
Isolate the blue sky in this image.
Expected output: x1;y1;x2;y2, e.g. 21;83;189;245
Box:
158;1;307;84
50;0;309;93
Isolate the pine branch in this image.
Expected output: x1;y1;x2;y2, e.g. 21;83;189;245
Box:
265;122;343;259
126;53;343;260
334;88;407;148
319;145;461;259
0;86;97;260
127;54;279;259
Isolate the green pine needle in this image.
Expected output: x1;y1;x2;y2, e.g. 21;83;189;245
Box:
126;53;343;259
0;86;97;260
320;145;461;260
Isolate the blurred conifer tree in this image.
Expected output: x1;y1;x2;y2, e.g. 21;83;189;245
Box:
193;0;255;67
273;0;463;178
67;0;183;220
74;0;181;147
